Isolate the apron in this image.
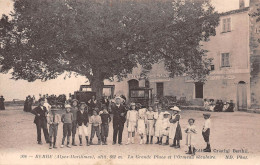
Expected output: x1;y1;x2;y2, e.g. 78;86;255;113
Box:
169;114;181;139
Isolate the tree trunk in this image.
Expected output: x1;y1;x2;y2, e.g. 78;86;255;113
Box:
90;70;104;103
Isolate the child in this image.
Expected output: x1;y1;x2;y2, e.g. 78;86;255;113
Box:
202;113;211;152
169;106;182;148
209;99;215;112
154;104;164;145
47;107;61;149
100;107;111;145
185;118;197;155
77;102;89;146
126;103;138;145
145;105;155;144
89;109;102;145
61;104;73;148
137;106;147;145
71;99;79;146
161;111;171;145
203;99;210;111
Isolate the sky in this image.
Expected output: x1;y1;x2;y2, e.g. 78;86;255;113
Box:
0;0;251;101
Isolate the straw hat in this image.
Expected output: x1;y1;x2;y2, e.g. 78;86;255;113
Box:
65;104;71;108
170;106;181;112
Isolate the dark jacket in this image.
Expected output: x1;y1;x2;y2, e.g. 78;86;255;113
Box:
100;113;111;125
32;105;48;124
111;103;126;124
77;110;89;126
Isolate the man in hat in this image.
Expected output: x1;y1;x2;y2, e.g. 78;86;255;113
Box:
32;98;50;144
111;96;127;145
71;99;79;146
202;113;211;152
47;106;61;149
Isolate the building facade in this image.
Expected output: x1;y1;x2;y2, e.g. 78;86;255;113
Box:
104;0;260;110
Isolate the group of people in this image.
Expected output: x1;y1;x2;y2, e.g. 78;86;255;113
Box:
23;95;35;112
204;99;234;112
32;96;212;156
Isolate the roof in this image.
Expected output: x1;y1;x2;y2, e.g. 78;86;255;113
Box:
220;7;249;17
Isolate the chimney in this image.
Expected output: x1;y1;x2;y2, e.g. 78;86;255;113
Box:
239;0;245;9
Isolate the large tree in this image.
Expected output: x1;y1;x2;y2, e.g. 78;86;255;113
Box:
0;0;219;100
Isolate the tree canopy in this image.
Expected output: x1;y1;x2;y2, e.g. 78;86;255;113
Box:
0;0;219;99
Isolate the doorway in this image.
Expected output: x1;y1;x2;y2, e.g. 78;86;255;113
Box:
237;81;247;111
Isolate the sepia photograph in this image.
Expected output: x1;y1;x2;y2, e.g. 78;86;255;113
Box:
0;0;260;164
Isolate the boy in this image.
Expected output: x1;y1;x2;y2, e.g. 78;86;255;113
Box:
61;104;73;148
126;103;138;145
71;99;79;146
100;107;111;145
77;102;89;146
146;105;155;144
89;109;102;145
202;113;211;152
47;107;61;149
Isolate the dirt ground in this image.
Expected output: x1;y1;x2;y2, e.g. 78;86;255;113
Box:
0;106;260;165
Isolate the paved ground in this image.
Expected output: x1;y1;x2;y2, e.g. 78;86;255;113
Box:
0;106;260;165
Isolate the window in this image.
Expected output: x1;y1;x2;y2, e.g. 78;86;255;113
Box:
221;53;230;67
222;18;231;33
130;90;145;98
195;82;203;99
210;65;215;71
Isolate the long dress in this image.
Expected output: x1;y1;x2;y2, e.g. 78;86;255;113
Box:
137;108;146;136
185;125;197;147
154;111;165;137
169;114;182;140
126;110;138;132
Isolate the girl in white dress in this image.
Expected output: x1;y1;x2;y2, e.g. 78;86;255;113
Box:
185;118;197;155
126;103;138;144
161;111;171;145
145;105;155;144
154;104;164;145
137;106;147;144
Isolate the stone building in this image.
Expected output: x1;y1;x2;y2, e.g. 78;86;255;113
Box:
104;0;260;110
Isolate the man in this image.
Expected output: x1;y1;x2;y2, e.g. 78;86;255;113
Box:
88;95;97;115
0;96;5;110
111;97;126;145
32;98;50;144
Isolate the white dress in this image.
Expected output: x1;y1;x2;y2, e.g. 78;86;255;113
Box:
154;112;164;137
126;110;138;132
169;114;181;139
146;111;155;136
161;117;170;136
185;125;197;146
137;108;146;135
